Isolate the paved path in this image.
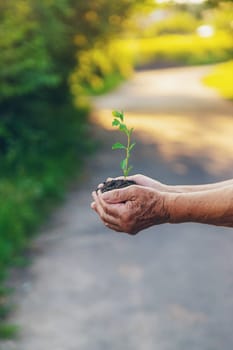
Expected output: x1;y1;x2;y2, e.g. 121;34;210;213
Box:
2;66;233;350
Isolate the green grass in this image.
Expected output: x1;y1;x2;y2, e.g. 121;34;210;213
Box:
203;60;233;100
0;324;19;340
0;101;92;339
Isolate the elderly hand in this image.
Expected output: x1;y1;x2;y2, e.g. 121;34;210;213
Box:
91;185;170;235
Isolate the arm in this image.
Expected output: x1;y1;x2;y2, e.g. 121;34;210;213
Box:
91;184;233;234
168;185;233;227
167;179;233;194
125;174;233;193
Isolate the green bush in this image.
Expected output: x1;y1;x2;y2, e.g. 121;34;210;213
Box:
0;101;91;334
70;41;134;104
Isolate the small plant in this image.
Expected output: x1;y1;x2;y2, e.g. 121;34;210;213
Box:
112;110;136;178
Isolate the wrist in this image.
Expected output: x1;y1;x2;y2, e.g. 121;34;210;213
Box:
151;191;172;225
166;192;204;224
166;192;186;223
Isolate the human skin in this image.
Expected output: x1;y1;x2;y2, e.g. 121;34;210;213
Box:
91;174;233;234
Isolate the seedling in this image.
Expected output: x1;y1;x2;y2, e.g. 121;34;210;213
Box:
112;110;136;178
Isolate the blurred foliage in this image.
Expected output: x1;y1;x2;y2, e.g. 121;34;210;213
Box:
203;60;233;100
206;0;233;7
0;0;157;337
122;32;233;67
0;324;19;340
70;41;134;105
0;1;59;100
143;11;200;36
0;0;155;100
203;2;233;34
127;0;233;68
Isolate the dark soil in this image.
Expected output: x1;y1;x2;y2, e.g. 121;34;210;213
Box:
100;179;136;193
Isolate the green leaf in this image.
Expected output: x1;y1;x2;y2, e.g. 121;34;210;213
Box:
129;142;136;151
112;142;126;150
120;158;127;171
112;119;120;127
119;123;127;133
112;110;124;121
129;127;134;135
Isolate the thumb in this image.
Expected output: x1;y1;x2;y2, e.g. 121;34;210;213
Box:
101;187;133;204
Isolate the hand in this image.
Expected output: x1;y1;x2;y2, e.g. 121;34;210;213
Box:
127;174;168;192
98;174;168;192
91;185;170;235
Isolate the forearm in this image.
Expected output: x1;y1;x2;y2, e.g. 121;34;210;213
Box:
167;185;233;227
166;179;233;194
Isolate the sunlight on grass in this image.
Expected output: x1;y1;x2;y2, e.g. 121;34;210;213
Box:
93;109;233;176
203;60;233;100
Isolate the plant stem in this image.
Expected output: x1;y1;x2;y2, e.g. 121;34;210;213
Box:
124;132;130;178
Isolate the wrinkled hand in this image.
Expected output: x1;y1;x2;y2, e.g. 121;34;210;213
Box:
91;185;170;235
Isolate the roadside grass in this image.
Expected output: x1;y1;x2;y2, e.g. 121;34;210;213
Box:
203;60;233;100
0;103;92;339
0;324;19;340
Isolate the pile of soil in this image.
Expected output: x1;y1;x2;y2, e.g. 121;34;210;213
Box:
100;179;136;193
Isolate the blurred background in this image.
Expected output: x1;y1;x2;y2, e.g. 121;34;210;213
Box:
0;0;233;347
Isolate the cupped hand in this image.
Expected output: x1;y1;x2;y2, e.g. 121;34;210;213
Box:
91;185;170;234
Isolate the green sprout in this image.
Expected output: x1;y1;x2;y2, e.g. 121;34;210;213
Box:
111;110;136;178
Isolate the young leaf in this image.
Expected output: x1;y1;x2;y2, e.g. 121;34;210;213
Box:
120;158;127;171
129;142;136;151
112;110;124;121
112;142;126;150
119;123;128;133
112;118;120;126
129;128;134;135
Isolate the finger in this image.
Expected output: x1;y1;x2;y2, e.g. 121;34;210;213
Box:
106;177;113;182
102;186;137;204
95;183;105;192
97;191;124;219
106;176;124;182
104;221;122;232
97;183;104;189
92;191;120;226
107;224;124;232
91;201;97;211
